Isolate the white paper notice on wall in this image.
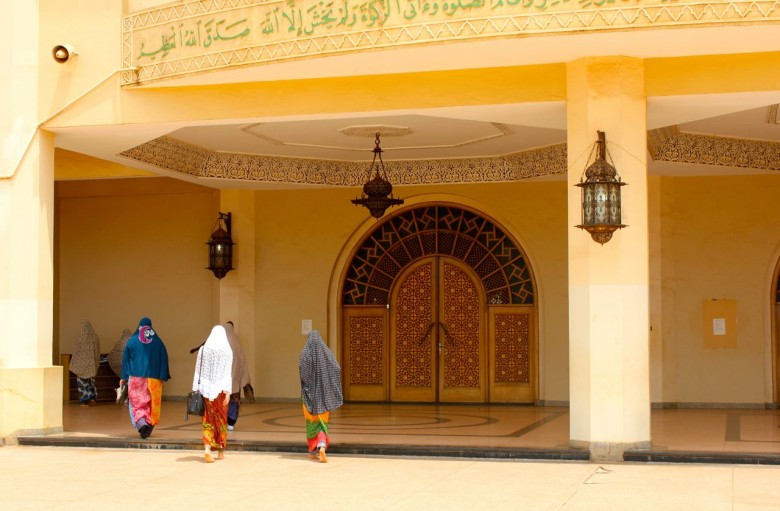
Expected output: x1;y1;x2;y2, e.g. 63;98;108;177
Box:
301;319;312;335
712;318;726;336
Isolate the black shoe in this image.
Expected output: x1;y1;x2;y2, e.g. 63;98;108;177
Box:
139;425;152;438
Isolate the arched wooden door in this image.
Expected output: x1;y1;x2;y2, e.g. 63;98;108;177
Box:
390;257;486;403
341;204;536;404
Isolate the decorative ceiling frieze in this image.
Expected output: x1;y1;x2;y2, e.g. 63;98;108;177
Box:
120;127;780;186
648;126;780;171
119;135;568;185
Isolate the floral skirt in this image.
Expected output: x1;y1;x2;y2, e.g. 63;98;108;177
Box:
76;377;97;403
203;392;229;450
303;402;330;453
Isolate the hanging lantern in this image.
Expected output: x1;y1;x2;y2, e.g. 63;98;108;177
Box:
575;131;627;245
206;212;234;279
351;132;404;219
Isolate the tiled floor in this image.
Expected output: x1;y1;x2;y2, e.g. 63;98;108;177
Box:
19;401;780;462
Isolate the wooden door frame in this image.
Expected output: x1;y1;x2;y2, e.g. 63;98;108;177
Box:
338;202;540;405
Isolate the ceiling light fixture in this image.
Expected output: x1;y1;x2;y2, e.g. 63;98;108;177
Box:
351;132;404;219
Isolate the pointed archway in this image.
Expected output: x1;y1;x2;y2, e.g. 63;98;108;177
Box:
340;203;537;403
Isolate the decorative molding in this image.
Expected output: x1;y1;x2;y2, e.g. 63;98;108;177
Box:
122;1;780;85
119;136;568;185
768;104;780;124
120;136;212;177
120;127;780;183
238;122;511;152
648;126;780;171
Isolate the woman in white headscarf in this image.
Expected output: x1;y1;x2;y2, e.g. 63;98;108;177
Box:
299;330;343;463
69;320;101;406
192;325;233;463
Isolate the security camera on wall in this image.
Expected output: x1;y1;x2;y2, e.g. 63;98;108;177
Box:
52;44;77;63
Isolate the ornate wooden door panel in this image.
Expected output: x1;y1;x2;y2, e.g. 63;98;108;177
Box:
390;259;436;402
343;306;388;402
489;307;535;403
439;260;486;402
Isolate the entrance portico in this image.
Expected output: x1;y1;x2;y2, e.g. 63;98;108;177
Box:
3;1;780;465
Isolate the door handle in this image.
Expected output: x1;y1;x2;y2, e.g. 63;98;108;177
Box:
440;322;458;347
417;322;435;346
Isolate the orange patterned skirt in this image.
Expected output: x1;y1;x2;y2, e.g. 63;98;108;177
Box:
203;392;229;450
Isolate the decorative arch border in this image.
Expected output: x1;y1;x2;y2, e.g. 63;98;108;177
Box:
769;250;780;404
341;203;536;307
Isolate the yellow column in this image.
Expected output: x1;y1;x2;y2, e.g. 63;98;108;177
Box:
214;190;257;386
567;57;650;461
0;0;63;442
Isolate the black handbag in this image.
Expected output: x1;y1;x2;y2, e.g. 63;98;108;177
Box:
184;348;205;421
185;390;204;419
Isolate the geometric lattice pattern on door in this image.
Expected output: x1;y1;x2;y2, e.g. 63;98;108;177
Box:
343;204;534;306
442;262;481;388
395;264;433;387
494;312;530;383
348;316;385;385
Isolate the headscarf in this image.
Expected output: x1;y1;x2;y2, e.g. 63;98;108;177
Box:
299;330;343;415
69;320;101;379
108;328;132;377
224;322;251;394
192;325;233;400
121;317;171;382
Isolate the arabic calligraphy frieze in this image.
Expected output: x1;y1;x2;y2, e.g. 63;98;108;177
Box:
123;0;780;84
118;135;568;184
648;126;780;171
128;0;678;65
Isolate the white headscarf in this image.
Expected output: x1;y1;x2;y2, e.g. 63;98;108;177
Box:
192;325;233;400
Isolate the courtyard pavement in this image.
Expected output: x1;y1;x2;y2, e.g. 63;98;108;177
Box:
3;445;780;510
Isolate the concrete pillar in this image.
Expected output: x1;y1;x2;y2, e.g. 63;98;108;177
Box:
566;57;650;461
215;190;257;385
0;0;63;442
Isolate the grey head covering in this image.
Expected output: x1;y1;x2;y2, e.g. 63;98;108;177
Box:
299;330;343;415
108;328;132;377
69;320;101;379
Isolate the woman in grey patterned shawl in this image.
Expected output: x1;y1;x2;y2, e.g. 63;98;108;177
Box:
299;330;343;463
69;320;101;406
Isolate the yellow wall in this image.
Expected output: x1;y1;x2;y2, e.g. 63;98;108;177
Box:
658;174;780;405
53;160;780;406
56;176;217;397
55;149;155;180
253;181;570;401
